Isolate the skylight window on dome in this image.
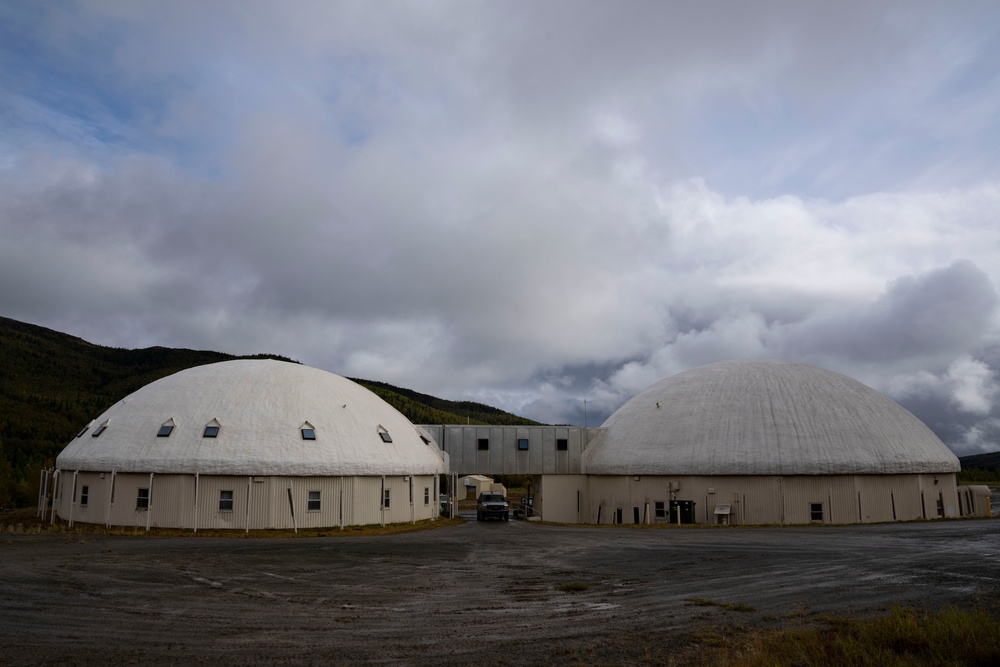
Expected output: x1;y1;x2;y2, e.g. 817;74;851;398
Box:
92;422;108;437
301;427;316;440
379;431;393;443
76;426;89;438
158;420;175;438
203;422;220;438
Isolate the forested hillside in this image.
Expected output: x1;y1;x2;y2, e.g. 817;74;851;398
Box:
0;316;535;508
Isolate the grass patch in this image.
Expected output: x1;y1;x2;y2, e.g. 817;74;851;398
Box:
556;581;591;594
688;605;1000;666
685;597;756;612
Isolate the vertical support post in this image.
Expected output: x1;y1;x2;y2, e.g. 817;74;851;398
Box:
39;469;50;522
105;470;116;528
245;476;252;534
193;473;200;533
50;470;61;525
68;471;79;527
145;472;154;532
287;487;297;533
380;475;386;527
37;468;47;518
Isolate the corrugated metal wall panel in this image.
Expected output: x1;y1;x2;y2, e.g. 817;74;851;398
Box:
106;473;155;528
64;471;107;526
855;475;895;523
538;475;585;522
423;425;599;475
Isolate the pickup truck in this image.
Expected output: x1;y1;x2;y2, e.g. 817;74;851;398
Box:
476;492;510;521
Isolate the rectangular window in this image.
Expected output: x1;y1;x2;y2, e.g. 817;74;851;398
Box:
301;428;316;440
157;424;174;437
383;488;391;509
219;490;234;512
308;491;321;511
203;425;220;438
517;438;529;450
810;502;823;521
477;438;489;451
136;488;149;510
80;485;89;507
655;501;666;519
556;438;568;451
424;487;430;505
379;431;393;443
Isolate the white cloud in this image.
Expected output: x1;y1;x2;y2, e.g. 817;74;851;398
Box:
2;1;1000;456
945;355;999;415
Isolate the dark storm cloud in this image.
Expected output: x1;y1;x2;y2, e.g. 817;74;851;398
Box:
782;260;998;363
2;2;1000;455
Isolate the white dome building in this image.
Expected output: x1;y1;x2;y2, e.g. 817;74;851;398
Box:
536;360;973;525
51;360;449;530
584;359;959;476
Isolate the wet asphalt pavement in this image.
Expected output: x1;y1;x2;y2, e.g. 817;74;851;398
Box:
2;517;998;665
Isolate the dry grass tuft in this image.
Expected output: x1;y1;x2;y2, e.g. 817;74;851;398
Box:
681;605;1000;666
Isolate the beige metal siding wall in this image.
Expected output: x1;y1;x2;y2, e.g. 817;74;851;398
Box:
822;476;862;524
288;477;341;529
578;474;961;526
538;475;586;523
61;471;107;526
148;475;195;528
348;476;385;526
587;476;630;523
383;476;408;524
886;476;923;522
197;476;250;530
105;473;155;528
911;473;956;519
414;475;436;519
54;472;439;529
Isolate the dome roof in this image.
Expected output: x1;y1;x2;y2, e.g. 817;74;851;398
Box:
584;359;960;475
56;360;448;476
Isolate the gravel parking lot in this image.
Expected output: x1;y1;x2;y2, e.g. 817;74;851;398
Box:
2;517;998;665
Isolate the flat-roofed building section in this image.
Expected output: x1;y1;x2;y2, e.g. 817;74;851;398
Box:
418;425;602;475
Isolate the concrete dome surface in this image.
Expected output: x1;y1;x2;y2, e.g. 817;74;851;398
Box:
584;359;960;475
56;359;446;476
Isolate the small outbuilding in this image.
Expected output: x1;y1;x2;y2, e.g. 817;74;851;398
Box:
458;474;506;499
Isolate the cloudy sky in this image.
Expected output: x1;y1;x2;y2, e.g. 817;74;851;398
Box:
2;1;1000;455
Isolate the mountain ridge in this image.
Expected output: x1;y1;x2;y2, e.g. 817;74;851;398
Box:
0;315;536;507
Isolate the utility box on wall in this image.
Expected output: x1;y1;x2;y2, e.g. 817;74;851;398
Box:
670;499;696;524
